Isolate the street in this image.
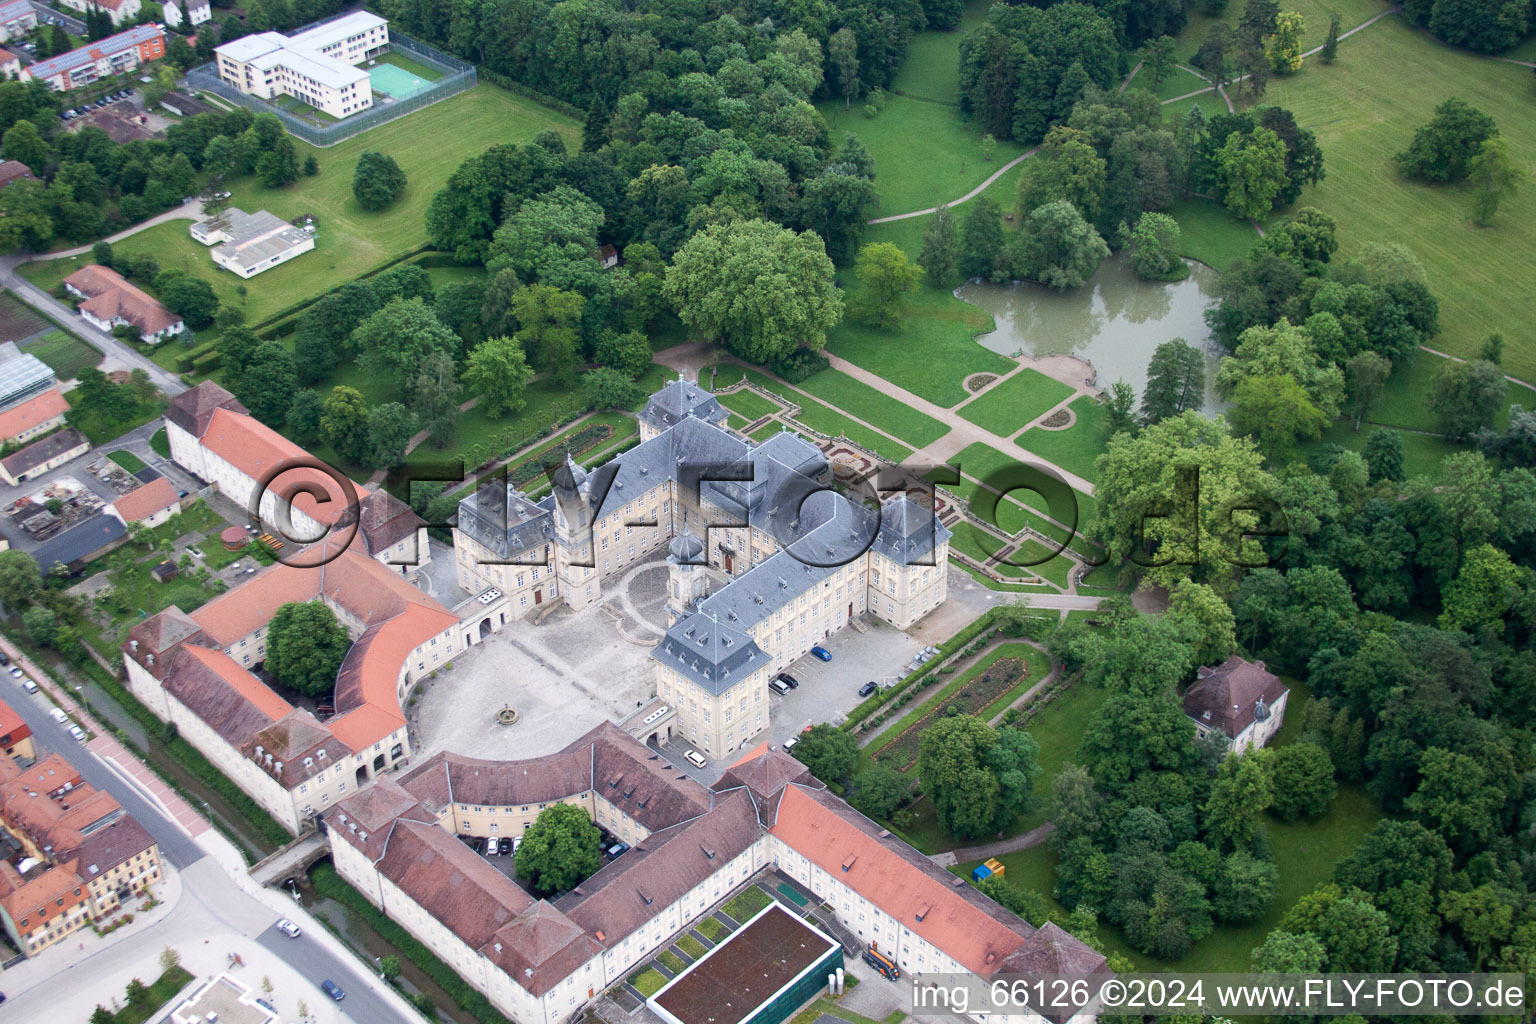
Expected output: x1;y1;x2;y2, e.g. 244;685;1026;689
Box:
0;659;423;1024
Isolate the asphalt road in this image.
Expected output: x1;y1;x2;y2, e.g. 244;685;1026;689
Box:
0;671;416;1024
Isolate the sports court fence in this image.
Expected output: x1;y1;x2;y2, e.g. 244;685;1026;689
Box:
183;26;476;147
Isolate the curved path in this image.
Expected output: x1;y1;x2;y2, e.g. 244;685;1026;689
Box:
868;6;1404;225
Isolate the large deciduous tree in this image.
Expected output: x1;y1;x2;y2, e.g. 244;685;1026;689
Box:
1013;200;1109;289
1141;339;1207;424
918;717;1040;841
352;151;408;211
1216;126;1289;221
664;220;841;365
514;803;601;895
352;298;462;400
1269;742;1337;821
465;336;536;418
850;242;922;327
264;601;350;696
792;724;858;783
1395;99;1498;183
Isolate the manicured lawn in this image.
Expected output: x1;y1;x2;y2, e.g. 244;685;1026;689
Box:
998;538;1074;588
1126;63;1216;102
629;968;667;997
795;369;950;447
716;387;780;421
824;221;1016;408
722;885;771;922
1261;16;1536;381
65;390;165;445
1157;91;1230;125
677;934;706;959
108;449;148;473
817;95;1027;219
18;328;100;379
1015;395;1110;483
749;420;791;442
697;916;726;941
1165;197;1261;272
103;965;195;1024
24;85;579;326
1306;420;1462;482
1171;0;1386;63
957;368;1075;436
949;519;1008;563
888;0;993;104
730;368;913;464
1366;350;1528;431
657;950;686;974
149;427;170;458
941;442;1096;530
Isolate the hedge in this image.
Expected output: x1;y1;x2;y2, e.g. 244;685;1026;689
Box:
841;608;1006;731
247;242;434;332
191;350;223;372
175;343;218;373
312;862;514;1024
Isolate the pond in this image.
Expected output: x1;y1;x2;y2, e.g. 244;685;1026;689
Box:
958;254;1228;416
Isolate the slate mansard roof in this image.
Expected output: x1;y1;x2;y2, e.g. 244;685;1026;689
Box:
638;375;729;434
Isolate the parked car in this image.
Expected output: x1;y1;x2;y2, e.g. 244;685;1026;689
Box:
213;190;232;200
320;980;345;1001
486;840;499;856
50;708;68;723
0;653;9;666
9;667;22;678
781;736;798;753
768;678;791;696
69;725;86;742
858;681;878;698
495;837;510;855
774;672;799;689
608;842;629;857
276;919;301;938
810;645;832;661
683;749;707;769
21;679;36;694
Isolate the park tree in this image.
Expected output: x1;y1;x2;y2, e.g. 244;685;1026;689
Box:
1214;849;1281;923
1166;580;1237;665
1126;212;1185;281
1103;380;1137;436
232;342;299;426
1014;200;1108;290
22;606;57;647
1090;413;1275;590
1204;750;1275;852
1320;14;1340;63
321;386;372;464
798;171;879;262
1140;339;1207;424
959;196;1005;281
487;184;604;281
353;298;461;400
1346;351;1391;430
848;763;912;821
480;269;522;339
918;717;1040;841
1404;747;1506;855
850;242;922;328
1265;12;1305;73
1430;357;1505;439
286;388;324;447
1438;543;1525;633
594;329;651;379
1228;373;1330;458
1394;99;1498;183
1017;128;1107;221
256;135;300;188
1252;928;1326;972
1193;23;1235;88
1238;0;1281;44
920;205;963;288
792;724;858;783
1363;428;1405;483
412;350;459;448
827;27;860;109
1216;126;1289;221
0;178;56;251
1269;742;1337;820
352;151;408;211
509;284;584;385
159;277;220;330
581;367;644;410
264;601;351;696
515;803;601;894
0;549;42;609
1;119;47;175
1217;319;1345;418
664;220;841;364
368;403;417;471
465;336;536;418
1466;136;1523;226
1144;35;1178;88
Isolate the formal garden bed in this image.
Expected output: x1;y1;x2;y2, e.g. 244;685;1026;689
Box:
873;645;1040;771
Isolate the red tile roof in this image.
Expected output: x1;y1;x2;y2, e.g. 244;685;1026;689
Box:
0;389;67;442
165;380;246;439
0;695;28;747
0;160;34;188
1182;656;1289;739
112;476;178;523
201;407;352;526
63;265;182;336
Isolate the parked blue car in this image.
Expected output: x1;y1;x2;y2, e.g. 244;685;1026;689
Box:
811;646;832;662
321;980;345;1001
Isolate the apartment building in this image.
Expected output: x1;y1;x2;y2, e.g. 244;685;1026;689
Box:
213;12;386;118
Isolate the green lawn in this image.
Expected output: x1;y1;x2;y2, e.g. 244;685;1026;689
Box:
1158;91;1231;126
1013;681;1111;832
888;0;993;103
749;420;792;442
1366;350;1529;431
998;538;1075;588
108;449;148;473
24;85;579;326
716;388;780;421
1126;63;1217;102
1015;394;1110;483
941;442;1095;536
65;390;165;445
1165;197;1261;272
729;368;913;464
722;885;771;922
628;968;667;997
1171;0;1387;63
1261;15;1536;382
150;428;169;458
818;96;1027;220
18;328;100;379
103;966;195;1024
957;368;1076;436
825;223;1017;408
795;369;950;447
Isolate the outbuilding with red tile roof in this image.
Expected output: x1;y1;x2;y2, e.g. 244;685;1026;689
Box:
0;388;69;446
109;475;179;527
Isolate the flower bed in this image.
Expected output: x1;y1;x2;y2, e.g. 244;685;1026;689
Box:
874;653;1034;771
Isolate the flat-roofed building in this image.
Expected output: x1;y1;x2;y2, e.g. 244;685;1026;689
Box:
190;208;315;279
214;12;386;119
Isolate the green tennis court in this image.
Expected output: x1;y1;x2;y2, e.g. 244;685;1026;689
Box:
369;63;434;99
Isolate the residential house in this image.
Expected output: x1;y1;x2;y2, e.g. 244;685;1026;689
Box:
62;264;183;343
